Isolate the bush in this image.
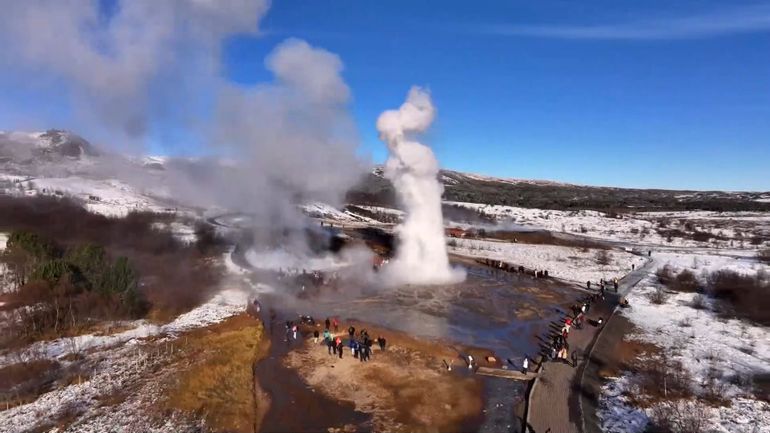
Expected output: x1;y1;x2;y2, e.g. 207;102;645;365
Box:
650;400;708;433
7;230;60;260
707;270;770;326
656;265;675;286
596;249;612;265
759;247;770;264
648;287;668;305
690;294;707;310
673;269;700;292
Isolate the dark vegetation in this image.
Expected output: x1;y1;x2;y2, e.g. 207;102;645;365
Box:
483;229;609;249
346;169;770;212
759;247;770;264
0;359;91;410
0;196;226;346
657;265;770;326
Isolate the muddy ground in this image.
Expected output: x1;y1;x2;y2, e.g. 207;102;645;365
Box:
284;320;490;433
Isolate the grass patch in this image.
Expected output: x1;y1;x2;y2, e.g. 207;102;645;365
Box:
162;314;266;433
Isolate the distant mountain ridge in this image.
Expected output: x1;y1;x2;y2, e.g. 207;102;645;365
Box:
351;166;770;212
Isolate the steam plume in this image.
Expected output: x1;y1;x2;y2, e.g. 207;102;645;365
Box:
377;87;464;285
0;1;365;237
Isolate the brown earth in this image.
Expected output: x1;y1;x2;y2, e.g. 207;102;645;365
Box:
160;313;268;433
286;320;490;433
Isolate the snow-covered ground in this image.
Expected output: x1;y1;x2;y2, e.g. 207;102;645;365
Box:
300;202;377;225
448;237;646;284
0;288;256;367
444;201;770;249
29;176;168;218
598;253;770;432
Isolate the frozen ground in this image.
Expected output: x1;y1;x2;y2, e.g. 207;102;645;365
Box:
0;288;252;368
598;253;770;432
448;237;646;284
444;201;770;249
300;202;376;225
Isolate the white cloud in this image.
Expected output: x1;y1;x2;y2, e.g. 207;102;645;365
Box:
482;4;770;40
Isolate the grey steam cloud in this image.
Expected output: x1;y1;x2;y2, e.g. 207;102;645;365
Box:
0;0;366;228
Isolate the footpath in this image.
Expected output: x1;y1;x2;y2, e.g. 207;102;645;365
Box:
524;260;652;433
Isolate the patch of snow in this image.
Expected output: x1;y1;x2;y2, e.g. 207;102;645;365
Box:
600;252;770;433
598;375;649;433
448;238;645;284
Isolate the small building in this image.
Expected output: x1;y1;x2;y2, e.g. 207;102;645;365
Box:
446;227;467;238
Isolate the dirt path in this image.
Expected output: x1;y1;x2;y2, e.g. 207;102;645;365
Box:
525;259;653;433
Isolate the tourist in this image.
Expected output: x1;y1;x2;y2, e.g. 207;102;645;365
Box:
323;329;331;342
333;318;339;332
313;329;320;344
614;280;619;292
336;337;343;359
325;317;331;330
350;338;357;356
587;280;591;289
378;336;387;351
348;326;356;339
522;356;529;374
292;324;298;340
330;337;336;355
467;354;474;369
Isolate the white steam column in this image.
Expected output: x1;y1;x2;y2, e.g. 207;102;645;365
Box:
377;87;465;285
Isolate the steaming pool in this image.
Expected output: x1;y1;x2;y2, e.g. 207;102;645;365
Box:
240;248;580;432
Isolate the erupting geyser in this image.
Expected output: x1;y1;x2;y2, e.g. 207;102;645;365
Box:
377;87;465;285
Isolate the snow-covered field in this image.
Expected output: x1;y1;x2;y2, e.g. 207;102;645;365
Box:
0;288;253;368
598;253;770;432
448;237;646;284
444;201;770;249
300;202;377;225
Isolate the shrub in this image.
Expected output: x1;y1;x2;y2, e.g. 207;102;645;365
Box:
707;270;770;326
759;247;770;264
648;287;668;305
7;230;60;260
596;249;612;266
690;294;707;310
656;265;675;286
650;400;708;433
673;269;699;292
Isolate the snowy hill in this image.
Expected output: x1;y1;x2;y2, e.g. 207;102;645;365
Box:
353;166;770;212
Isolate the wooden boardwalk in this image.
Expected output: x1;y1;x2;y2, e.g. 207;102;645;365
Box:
524;260;652;433
475;366;538;380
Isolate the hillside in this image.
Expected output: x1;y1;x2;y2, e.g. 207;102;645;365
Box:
347;167;770;212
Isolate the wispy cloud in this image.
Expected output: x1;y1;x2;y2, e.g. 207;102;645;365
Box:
482;4;770;40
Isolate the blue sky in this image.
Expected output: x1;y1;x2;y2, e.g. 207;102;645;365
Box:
220;0;770;191
2;0;769;191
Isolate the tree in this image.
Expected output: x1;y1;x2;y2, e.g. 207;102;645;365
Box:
65;244;107;287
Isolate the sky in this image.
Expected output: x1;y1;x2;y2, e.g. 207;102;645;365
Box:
1;0;769;191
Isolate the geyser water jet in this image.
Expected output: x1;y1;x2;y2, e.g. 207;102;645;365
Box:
377;87;465;285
